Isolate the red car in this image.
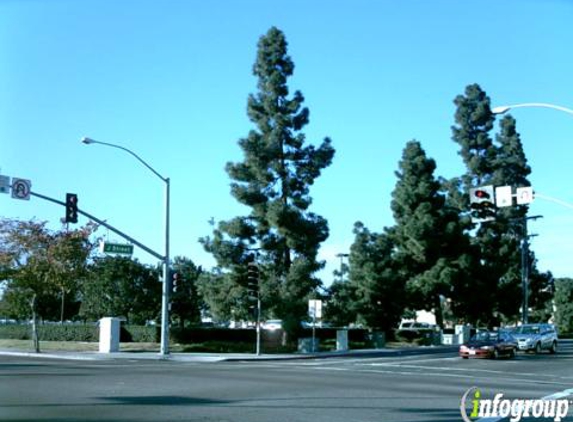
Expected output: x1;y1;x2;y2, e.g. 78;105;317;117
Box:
459;331;517;359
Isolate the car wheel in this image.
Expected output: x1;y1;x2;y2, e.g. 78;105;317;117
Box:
535;342;542;354
550;341;557;354
509;348;516;359
462;356;469;359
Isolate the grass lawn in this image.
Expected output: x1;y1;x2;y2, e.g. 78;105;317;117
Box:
0;339;184;353
0;339;421;354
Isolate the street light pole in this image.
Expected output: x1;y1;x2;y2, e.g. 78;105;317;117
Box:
161;177;171;356
336;253;349;283
81;137;171;356
492;102;571;323
519;215;542;325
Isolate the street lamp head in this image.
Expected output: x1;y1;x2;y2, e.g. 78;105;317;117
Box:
81;137;95;145
491;106;511;115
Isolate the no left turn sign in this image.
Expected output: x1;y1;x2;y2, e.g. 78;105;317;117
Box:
11;178;31;200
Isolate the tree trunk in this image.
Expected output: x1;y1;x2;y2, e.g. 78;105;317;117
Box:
434;295;444;328
30;294;40;353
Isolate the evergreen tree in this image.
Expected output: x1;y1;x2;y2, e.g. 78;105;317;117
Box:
347;223;404;332
452;84;496;189
527;268;554;323
451;83;542;325
325;259;356;327
487;114;532;322
390;140;471;327
201;27;334;335
554;278;573;334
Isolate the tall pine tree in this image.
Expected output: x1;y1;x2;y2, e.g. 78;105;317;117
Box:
391;140;471;327
201;27;334;334
451;83;543;325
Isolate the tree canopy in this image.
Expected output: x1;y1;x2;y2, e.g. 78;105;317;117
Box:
201;27;335;334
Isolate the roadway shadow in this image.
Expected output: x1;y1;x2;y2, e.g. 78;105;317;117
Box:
0;363;46;369
397;407;464;422
98;395;228;406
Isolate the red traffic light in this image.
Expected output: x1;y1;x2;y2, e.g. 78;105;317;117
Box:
474;190;490;199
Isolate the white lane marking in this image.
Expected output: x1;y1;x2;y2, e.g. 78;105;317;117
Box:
287;353;457;366
543;388;573;400
360;361;573;380
311;366;573;388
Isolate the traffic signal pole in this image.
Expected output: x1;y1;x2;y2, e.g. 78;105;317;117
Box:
256;297;261;356
520;215;543;325
521;221;529;325
247;258;262;356
29;190;164;261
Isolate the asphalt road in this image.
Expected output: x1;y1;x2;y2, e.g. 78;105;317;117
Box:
2;342;573;422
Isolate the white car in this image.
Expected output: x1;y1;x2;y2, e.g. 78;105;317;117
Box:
262;319;283;331
398;321;434;331
512;323;558;354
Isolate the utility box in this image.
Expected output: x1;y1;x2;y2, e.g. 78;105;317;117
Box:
336;330;349;351
99;317;120;353
455;324;471;344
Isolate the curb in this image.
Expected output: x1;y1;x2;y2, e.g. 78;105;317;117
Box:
223;345;460;362
0;345;459;363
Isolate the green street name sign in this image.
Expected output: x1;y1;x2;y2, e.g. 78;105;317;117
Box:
101;242;134;255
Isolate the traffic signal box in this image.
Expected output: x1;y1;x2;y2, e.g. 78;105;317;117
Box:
247;262;259;302
172;272;179;293
65;193;78;223
469;185;495;223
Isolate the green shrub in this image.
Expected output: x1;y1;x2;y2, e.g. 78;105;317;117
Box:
44;325;98;341
0;324;30;340
181;341;255;353
0;323;157;343
0;324;98;341
121;325;159;343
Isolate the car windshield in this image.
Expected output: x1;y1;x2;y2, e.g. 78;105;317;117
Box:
515;325;541;335
472;332;498;342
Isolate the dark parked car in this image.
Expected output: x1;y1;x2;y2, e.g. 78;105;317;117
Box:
459;331;518;359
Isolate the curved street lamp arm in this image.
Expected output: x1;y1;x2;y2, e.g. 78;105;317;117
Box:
492;103;573;116
81;137;167;182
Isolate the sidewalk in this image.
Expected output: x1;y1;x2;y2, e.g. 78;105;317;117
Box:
0;344;459;363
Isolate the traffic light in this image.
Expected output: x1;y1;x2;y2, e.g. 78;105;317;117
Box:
469;185;495;223
247;261;259;302
65;193;78;223
171;272;180;293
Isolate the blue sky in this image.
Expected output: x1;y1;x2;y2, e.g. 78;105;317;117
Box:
1;0;572;283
